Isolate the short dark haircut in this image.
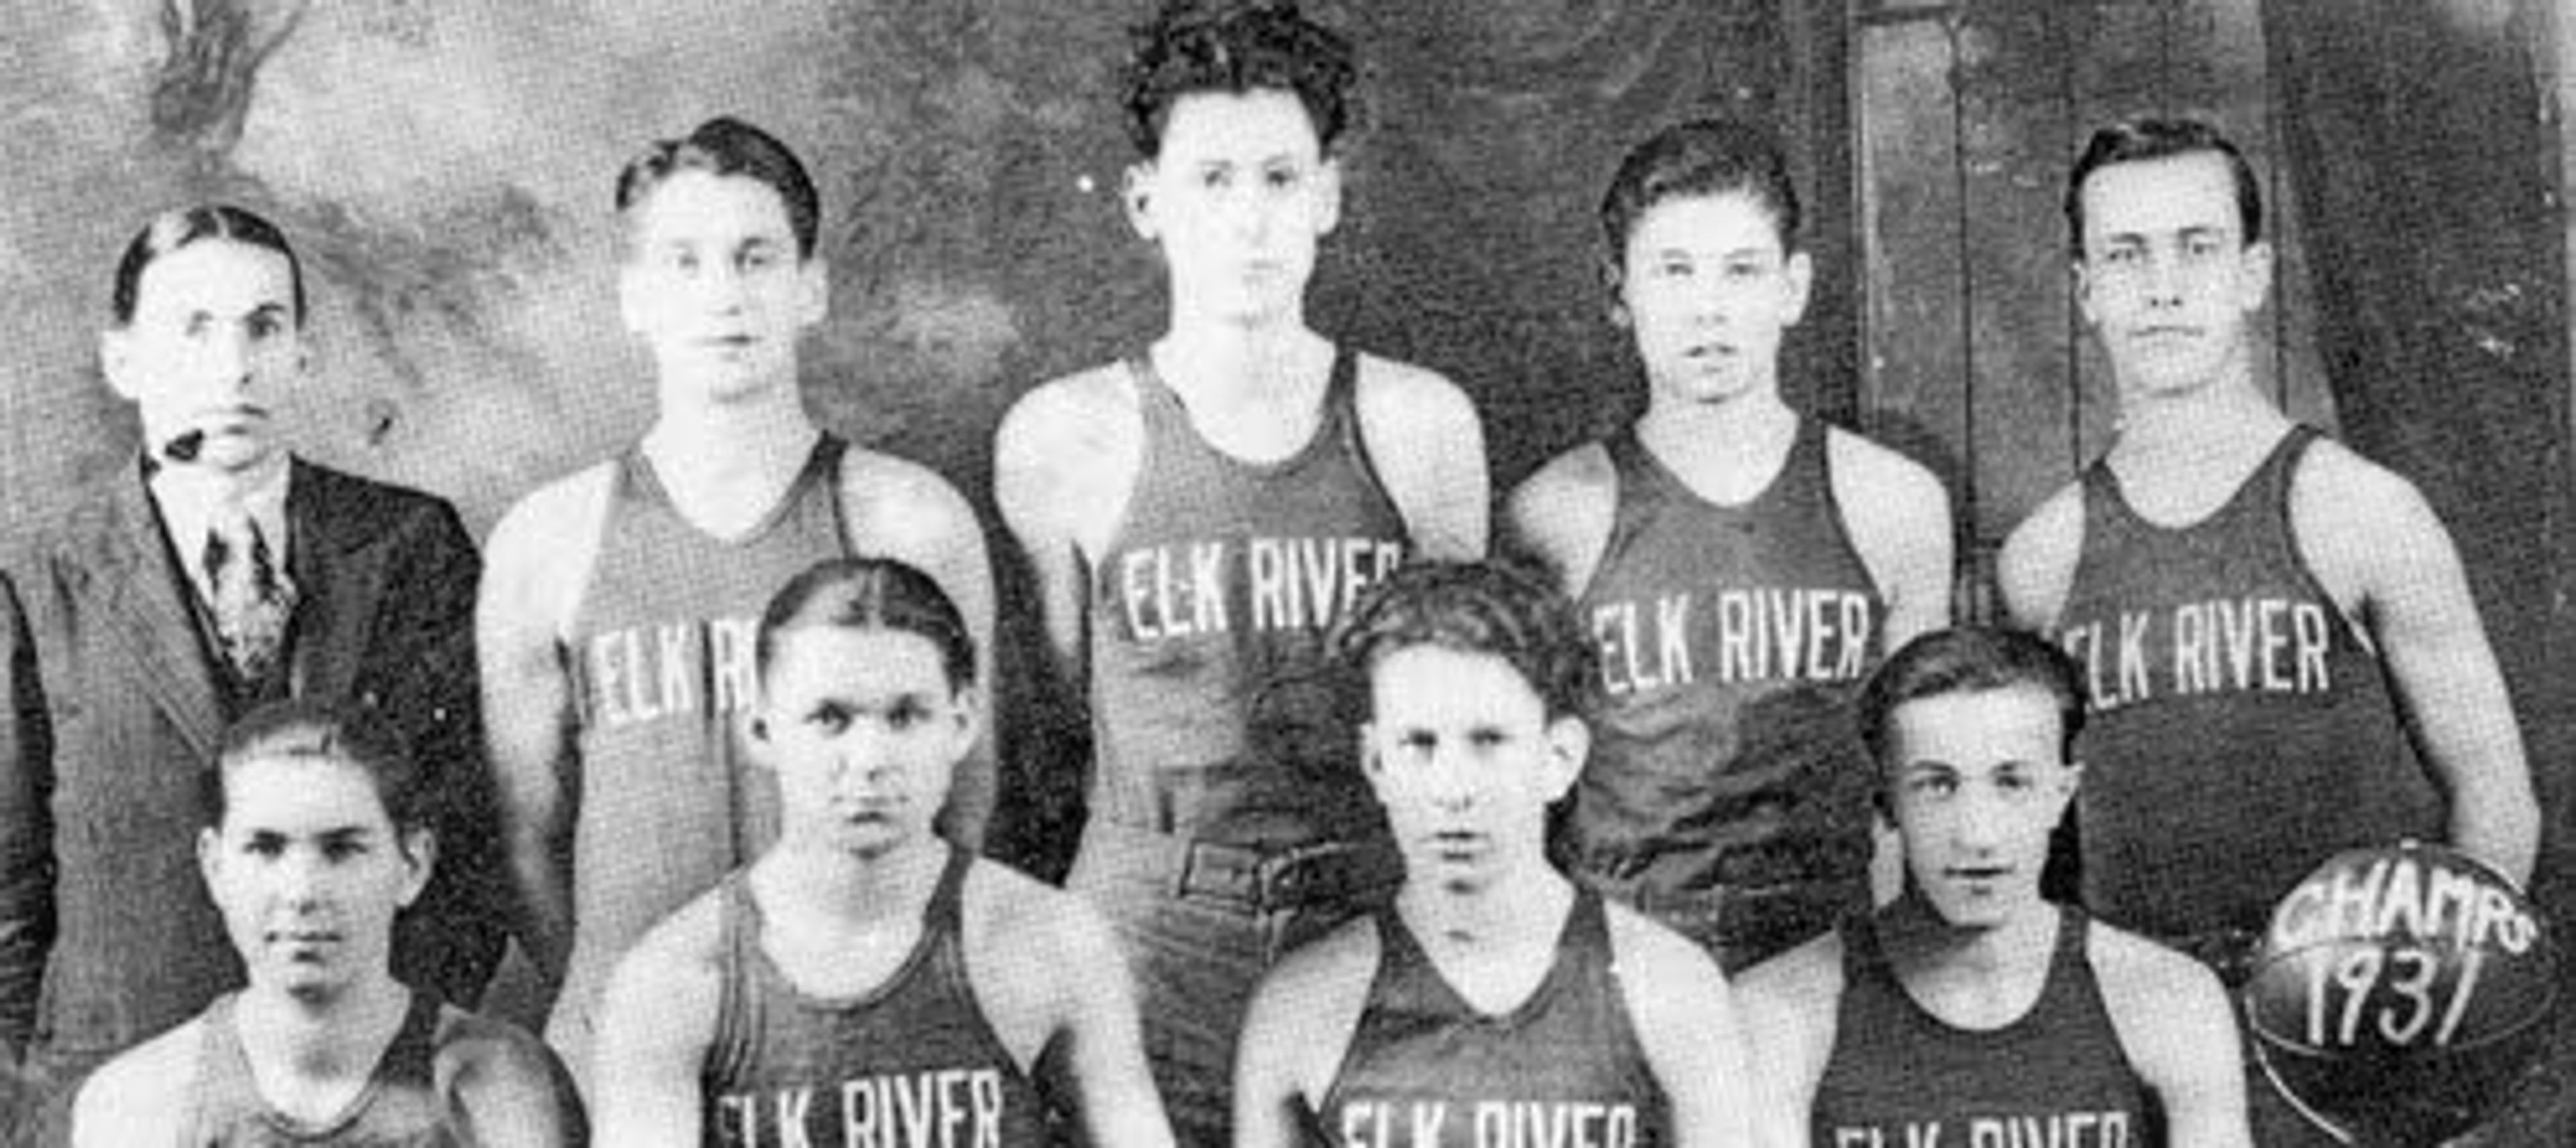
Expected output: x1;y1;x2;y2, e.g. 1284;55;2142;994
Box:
201;699;431;836
2065;116;2263;257
1332;560;1600;723
1600;117;1802;257
1121;0;1359;158
756;557;976;693
111;205;307;327
1856;626;2087;774
615;116;822;260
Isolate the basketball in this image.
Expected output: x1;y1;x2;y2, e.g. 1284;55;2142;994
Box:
2243;842;2559;1145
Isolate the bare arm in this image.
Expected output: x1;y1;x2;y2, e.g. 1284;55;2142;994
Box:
476;482;596;992
992;376;1132;718
1360;359;1491;560
1734;933;1845;1148
1996;485;2084;632
448;1023;592;1148
1829;431;1955;650
69;1023;195;1148
1610;906;1767;1148
842;451;1000;850
589;901;722;1148
1044;897;1176;1147
2297;451;2538;884
2093;928;2251;1148
1501;445;1616;596
1234;923;1376;1148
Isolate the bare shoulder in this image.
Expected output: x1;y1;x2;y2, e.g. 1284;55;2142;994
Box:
1504;443;1616;587
2086;920;2238;1070
486;461;615;566
1240;915;1381;1098
1353;354;1478;428
2287;438;2451;579
1734;929;1846;1025
1996;480;2088;629
72;1017;202;1144
434;1005;578;1103
839;447;981;542
994;363;1141;472
964;857;1108;958
1603;900;1726;992
604;889;726;1007
1824;426;1945;502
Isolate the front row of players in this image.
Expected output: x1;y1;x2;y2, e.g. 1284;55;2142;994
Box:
64;553;2257;1143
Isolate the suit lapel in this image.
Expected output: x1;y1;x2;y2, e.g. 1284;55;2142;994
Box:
80;473;226;761
287;461;387;701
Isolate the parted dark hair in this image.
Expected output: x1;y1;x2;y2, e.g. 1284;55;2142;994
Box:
201;699;431;836
1121;0;1359;158
1856;626;2088;774
615;116;822;260
111;205;307;327
756;557;976;692
2065;116;2263;257
1600;117;1803;257
1332;560;1600;722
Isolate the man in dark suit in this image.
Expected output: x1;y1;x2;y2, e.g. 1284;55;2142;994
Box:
0;205;505;1108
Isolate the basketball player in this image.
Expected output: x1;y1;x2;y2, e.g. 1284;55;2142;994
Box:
1234;561;1773;1148
1998;114;2539;1148
1737;627;2249;1147
1507;118;1953;970
480;117;998;1092
70;700;584;1146
1997;117;2536;956
591;558;1171;1147
991;3;1487;1141
0;205;505;1106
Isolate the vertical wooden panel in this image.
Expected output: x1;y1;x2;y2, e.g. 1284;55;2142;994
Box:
1955;1;2076;573
1856;16;1974;593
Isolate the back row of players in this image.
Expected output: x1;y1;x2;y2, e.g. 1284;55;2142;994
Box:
0;1;2538;1144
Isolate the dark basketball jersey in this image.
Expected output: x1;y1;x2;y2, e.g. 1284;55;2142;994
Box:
1085;349;1410;850
1564;422;1886;939
179;990;543;1145
1813;908;2161;1148
1313;891;1672;1148
559;435;853;1035
701;848;1051;1147
2054;427;2442;940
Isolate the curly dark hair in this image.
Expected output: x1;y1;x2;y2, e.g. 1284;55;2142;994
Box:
1120;0;1358;158
1856;626;2087;774
615;116;822;260
1332;560;1600;722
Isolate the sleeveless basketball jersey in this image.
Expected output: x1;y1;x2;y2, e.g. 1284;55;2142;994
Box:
181;991;462;1145
2055;427;2441;940
1315;891;1671;1147
1566;422;1886;915
560;435;853;1028
1086;348;1411;849
701;849;1051;1147
1813;908;2162;1147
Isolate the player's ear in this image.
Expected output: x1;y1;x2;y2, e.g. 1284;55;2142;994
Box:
794;252;830;328
1599;255;1631;330
1782;249;1815;325
947;683;984;748
197;826;223;890
1123;162;1159;241
2072;257;2101;329
615;257;651;337
396;827;436;909
99;329;139;402
1540;715;1590;798
1313;154;1344;237
2239;239;2276;309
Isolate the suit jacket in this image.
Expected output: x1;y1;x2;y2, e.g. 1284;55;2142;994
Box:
0;458;506;1081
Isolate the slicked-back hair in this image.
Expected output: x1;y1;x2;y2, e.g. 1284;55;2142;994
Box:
755;557;976;693
2065;116;2263;258
1121;0;1358;158
615;116;822;260
201;698;430;836
1600;117;1803;258
1856;626;2088;777
1332;560;1600;724
111;204;307;327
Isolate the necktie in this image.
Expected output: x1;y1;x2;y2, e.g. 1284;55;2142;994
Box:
203;508;296;683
